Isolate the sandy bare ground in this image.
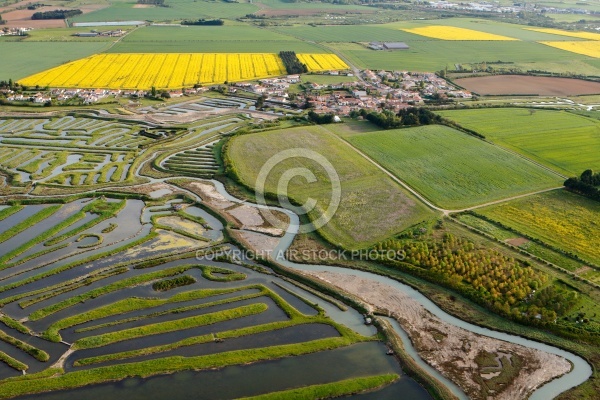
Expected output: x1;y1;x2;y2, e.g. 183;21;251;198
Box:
183;181;289;235
2;7;67;28
455;75;600;96
305;271;571;400
506;237;529;247
0;0;37;13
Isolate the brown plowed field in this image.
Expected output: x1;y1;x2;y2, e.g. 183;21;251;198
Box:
455;75;600;96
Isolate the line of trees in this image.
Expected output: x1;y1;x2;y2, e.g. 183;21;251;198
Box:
137;0;165;4
32;9;82;19
565;169;600;202
181;19;224;26
350;107;442;129
279;51;308;75
307;111;335;124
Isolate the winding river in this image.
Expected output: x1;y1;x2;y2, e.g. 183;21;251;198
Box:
208;180;593;400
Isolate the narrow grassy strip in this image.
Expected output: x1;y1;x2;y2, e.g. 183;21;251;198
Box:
0;206;23;222
75;319;336;367
0;315;30;335
0;329;49;362
202;266;246;282
152;275;196;292
0;368;61;383
239;374;399;400
0;351;27;372
73;303;269;350
75;290;267;335
0;231;157;300
0;266;127;307
19;267;128;309
45;200;125;246
281;278;347;311
273;282;320;314
29;264;197;321
0;205;61;246
0;337;366;398
44;286;255;342
76;234;103;249
4;243;69;270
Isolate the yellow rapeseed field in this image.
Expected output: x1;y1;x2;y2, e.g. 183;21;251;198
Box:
297;54;349;71
539;41;600;58
525;27;600;41
18;53;292;90
402;25;519;41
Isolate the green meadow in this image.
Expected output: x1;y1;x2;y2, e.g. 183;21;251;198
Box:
227;125;434;248
438;108;600;176
341;124;562;209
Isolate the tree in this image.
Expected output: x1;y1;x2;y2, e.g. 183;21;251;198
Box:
151;86;157;97
255;95;266;109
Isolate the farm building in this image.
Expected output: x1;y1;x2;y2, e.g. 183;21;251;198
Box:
383;42;410;50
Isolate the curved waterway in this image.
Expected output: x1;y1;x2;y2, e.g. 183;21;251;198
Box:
208;180;593;399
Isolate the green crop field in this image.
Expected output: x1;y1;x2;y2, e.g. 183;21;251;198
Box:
0;42;110;81
476;190;600;266
71;0;259;23
108;25;325;53
274;18;600;74
340;124;562;209
438;108;600;176
226;125;434;248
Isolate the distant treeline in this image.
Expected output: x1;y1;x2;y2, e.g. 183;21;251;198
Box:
352;108;442;129
280;51;308;75
565;169;600;202
32;9;82;19
181;19;224;26
137;0;165;4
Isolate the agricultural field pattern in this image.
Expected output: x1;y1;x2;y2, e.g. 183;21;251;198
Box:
1;0;600;399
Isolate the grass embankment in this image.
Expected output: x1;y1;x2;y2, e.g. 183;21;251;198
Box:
152;275;196;292
0;205;61;247
44;199;125;246
0;205;84;267
19;267;128;309
239;374;399;399
0;352;27;372
0;335;368;398
75;290;266;335
0;287;371;398
201;266;246;282
29;264;213;321
73;285;331;365
0;206;23;222
44;286;255;342
0;330;49;362
226;125;433;249
0;315;30;335
0;231;157;298
73;303;269;350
